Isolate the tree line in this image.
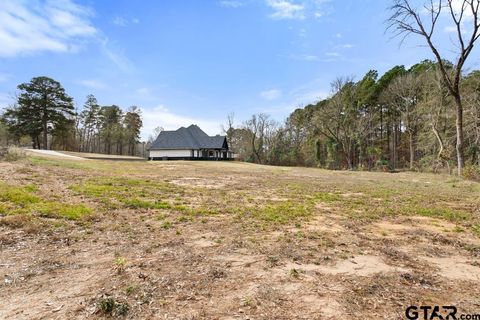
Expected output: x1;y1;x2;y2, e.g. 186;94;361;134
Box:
227;0;480;177
227;62;479;176
1;76;143;156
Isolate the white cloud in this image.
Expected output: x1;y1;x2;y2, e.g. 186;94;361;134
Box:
0;73;10;83
0;93;10;108
113;16;140;26
260;89;282;100
266;0;305;20
325;52;340;57
136;87;150;95
449;0;476;18
78;79;107;89
288;54;319;61
0;0;96;57
140;105;223;140
302;54;319;61
289;77;329;104
112;16;127;27
265;0;330;20
219;1;244;8
444;25;458;33
100;39;133;72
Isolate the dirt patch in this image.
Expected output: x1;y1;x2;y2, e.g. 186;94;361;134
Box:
423;256;480;281
408;216;458;233
170;177;226;189
283;255;407;277
300;214;344;233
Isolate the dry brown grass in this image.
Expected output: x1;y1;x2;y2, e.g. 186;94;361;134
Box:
0;156;479;319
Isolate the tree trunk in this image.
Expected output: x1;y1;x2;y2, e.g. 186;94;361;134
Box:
42;121;48;150
454;95;464;175
409;131;415;170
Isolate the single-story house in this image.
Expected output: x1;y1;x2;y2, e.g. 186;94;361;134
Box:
148;124;234;160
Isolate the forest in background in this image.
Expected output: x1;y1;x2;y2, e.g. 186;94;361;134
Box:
1;77;145;157
227;61;480;177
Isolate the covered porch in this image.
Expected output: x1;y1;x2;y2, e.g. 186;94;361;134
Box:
192;149;234;160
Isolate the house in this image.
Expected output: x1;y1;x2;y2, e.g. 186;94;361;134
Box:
148;124;234;160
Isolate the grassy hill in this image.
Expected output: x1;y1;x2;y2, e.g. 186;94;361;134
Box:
1;155;479;319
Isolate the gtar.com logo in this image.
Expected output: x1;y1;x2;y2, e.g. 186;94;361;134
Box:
405;306;457;320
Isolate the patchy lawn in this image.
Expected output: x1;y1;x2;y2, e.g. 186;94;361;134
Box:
0;157;479;319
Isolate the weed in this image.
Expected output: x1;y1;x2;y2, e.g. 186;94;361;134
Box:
114;256;127;273
161;220;172;229
472;224;480;236
314;192;341;202
463;165;480;181
177;215;192;223
97;297;115;314
267;256;280;267
155;213;168;221
241;296;253;307
289;268;300;278
4;146;26;162
405;206;470;222
125;286;136;295
97;296;129;317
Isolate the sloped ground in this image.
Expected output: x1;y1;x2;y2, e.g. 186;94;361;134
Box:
0;156;479;319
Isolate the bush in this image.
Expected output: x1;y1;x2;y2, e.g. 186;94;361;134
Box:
463;165;480;181
374;159;391;172
3;146;26;162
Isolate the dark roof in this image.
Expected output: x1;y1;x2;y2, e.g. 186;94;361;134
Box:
150;125;228;150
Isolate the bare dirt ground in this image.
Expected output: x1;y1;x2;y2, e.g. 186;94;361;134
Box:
0;156;479;319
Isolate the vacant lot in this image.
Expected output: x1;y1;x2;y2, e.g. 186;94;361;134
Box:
1;155;479;319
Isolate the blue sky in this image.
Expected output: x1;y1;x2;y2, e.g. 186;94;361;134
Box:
0;0;478;139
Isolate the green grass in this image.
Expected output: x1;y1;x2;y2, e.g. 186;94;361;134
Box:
161;220;173;229
35;202;92;220
122;198;172;209
29;156;93;170
472;224;480;236
403;206;470;222
70;177;183;211
0;183;91;220
313;192;341;202
252;201;311;224
0;184;40;206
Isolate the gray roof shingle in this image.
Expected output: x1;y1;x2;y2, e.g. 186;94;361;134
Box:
150;125;228;150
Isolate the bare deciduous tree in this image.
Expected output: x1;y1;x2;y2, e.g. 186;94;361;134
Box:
244;113;276;164
388;0;480;174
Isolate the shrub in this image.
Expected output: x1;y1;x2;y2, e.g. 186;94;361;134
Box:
97;296;129;316
463;165;480;182
4;146;26;162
